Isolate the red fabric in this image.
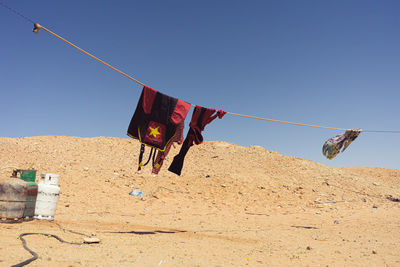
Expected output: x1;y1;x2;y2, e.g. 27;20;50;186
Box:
170;99;191;125
152;122;184;175
168;106;225;176
144;121;165;147
190;106;226;145
188;107;202;128
217;110;226;119
142;86;157;114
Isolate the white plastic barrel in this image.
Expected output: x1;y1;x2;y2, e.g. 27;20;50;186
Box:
34;173;60;220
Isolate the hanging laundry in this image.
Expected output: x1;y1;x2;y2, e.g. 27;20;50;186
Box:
127;86;191;170
152;122;184;175
169;106;226;175
322;129;362;159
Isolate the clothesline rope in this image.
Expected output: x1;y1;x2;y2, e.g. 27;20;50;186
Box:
225;112;346;130
33;23;349;131
36;24;147;87
1;1;399;133
0;0;35;24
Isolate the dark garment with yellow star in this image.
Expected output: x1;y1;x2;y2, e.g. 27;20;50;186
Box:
127;86;191;171
127;86;191;150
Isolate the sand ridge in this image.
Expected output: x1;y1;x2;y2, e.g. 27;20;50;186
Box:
0;136;399;266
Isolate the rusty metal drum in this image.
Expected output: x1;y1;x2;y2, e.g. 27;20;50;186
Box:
0;177;27;223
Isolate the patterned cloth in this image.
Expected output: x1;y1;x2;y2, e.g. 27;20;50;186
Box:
152;122;184;175
127;86;191;151
322;129;362;159
127;86;191;171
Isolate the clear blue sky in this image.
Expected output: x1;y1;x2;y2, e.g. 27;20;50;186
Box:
1;0;399;169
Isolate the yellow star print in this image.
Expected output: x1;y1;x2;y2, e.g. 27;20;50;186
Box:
149;126;161;138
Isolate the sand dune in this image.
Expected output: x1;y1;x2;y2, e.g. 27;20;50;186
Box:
1;136;399;266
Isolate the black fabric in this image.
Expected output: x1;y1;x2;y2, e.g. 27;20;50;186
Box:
169;106;225;175
127;88;179;151
138;144;145;170
137;145;155;171
168;131;193;175
143;148;154;167
168;107;206;176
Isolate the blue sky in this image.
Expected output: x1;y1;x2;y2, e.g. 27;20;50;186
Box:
1;0;399;169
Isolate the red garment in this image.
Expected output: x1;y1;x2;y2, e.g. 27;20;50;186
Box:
187;107;226;146
127;86;191;171
152;122;184;175
169;106;226;175
127;85;191;150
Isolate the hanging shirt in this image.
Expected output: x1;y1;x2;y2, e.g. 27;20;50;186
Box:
127;86;191;170
127;85;191;151
169;105;226;175
322;129;362;159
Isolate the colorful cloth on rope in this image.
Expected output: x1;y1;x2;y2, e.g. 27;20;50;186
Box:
152;122;184;175
127;86;191;170
169;106;226;175
322;129;362;160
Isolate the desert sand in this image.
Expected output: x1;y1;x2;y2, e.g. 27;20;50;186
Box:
1;136;399;266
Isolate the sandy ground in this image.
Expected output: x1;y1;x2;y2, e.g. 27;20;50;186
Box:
0;136;399;266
